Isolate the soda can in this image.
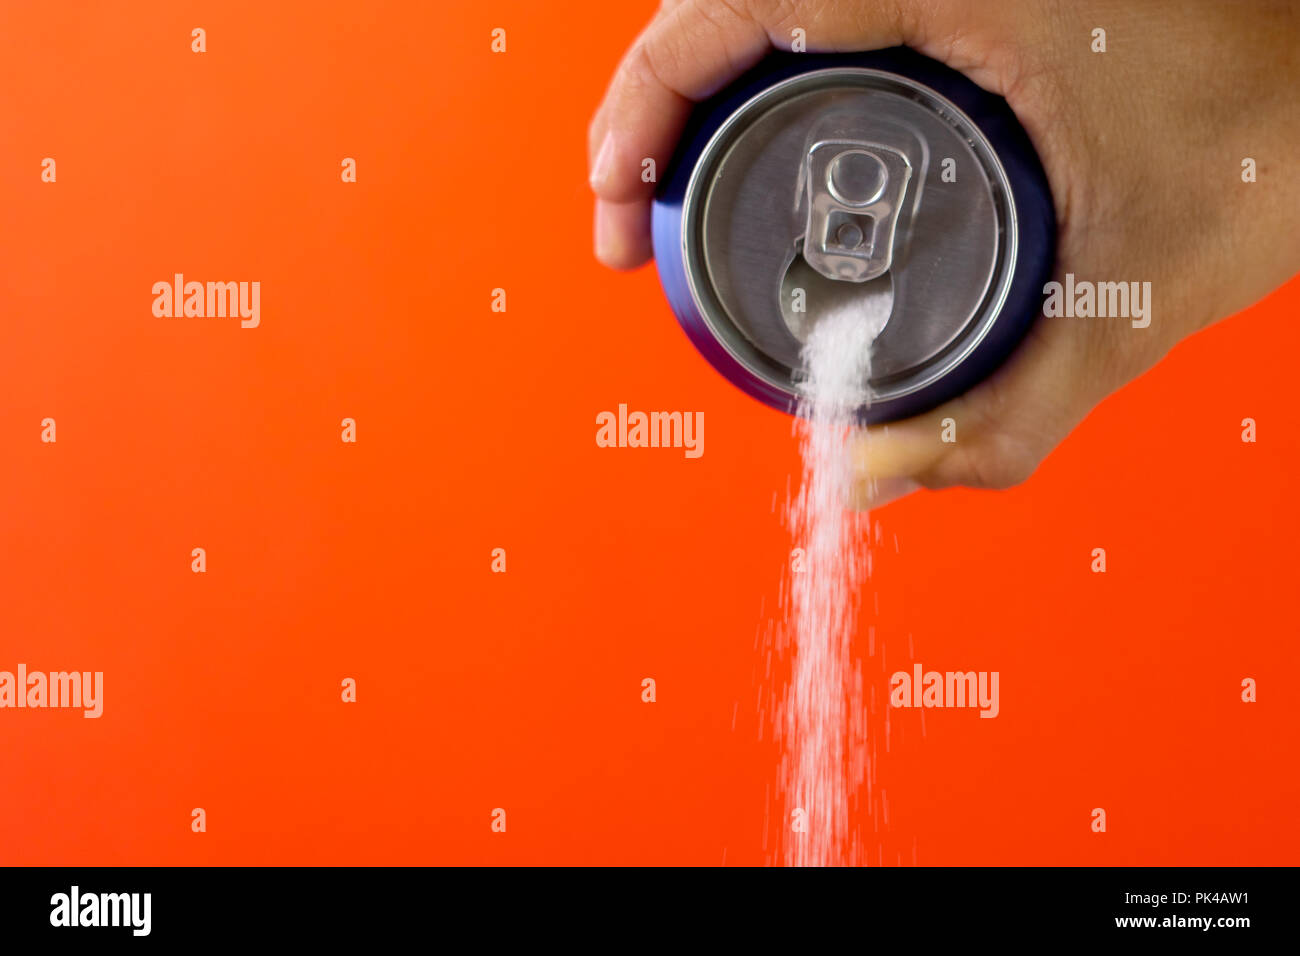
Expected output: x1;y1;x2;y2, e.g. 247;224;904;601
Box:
652;48;1056;422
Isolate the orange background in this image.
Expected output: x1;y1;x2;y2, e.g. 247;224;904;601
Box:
1;0;1296;866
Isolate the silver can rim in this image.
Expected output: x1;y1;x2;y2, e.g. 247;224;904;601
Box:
679;66;1020;404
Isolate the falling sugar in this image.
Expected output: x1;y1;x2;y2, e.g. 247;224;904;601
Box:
779;290;890;867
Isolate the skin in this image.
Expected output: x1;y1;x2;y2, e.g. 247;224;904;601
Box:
588;0;1300;508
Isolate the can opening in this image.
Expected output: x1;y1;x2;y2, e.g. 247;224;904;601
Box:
780;242;894;346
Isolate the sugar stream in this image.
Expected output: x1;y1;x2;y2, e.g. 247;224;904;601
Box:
779;293;890;867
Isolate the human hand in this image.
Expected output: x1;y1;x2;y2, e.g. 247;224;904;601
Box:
588;0;1300;506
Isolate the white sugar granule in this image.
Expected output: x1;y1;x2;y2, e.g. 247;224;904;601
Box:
779;291;889;867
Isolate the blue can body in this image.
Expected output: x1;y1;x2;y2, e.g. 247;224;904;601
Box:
651;47;1057;422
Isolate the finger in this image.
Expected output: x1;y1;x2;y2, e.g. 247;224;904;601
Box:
849;315;1093;494
588;0;912;268
589;0;915;200
595;198;654;269
847;475;921;511
852;412;953;481
588;1;770;204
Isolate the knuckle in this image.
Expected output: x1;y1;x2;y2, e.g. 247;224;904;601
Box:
925;396;1044;491
939;435;1036;491
631;30;679;96
980;435;1040;488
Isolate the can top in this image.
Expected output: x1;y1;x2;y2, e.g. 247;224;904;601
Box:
682;67;1018;405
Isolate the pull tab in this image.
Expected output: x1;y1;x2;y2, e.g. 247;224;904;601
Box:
802;141;911;283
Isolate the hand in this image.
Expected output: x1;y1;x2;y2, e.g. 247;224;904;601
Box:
587;0;1300;507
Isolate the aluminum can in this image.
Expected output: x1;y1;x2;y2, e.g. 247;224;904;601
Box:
652;48;1056;422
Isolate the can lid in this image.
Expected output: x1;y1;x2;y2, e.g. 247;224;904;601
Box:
683;68;1017;404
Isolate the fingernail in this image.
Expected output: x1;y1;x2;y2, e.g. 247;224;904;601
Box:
594;199;619;266
850;476;921;511
589;131;615;191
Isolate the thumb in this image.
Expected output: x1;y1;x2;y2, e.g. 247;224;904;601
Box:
848;317;1098;508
